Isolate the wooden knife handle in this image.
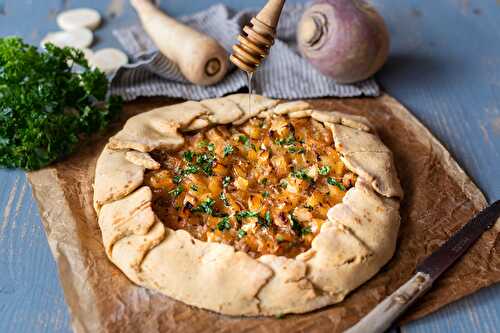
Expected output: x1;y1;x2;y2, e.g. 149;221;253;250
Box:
345;272;433;333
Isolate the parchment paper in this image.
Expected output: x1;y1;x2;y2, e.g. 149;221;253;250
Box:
28;94;498;333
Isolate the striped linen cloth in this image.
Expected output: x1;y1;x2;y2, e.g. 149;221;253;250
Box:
111;3;379;101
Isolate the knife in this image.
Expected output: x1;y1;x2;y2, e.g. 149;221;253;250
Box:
345;200;500;333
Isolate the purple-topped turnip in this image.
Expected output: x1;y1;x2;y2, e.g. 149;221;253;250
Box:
297;0;389;84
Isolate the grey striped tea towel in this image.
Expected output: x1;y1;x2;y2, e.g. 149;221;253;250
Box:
111;3;379;101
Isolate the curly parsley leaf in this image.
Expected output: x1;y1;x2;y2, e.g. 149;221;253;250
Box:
0;37;122;170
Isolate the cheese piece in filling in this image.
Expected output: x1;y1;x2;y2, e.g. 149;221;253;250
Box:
144;115;356;258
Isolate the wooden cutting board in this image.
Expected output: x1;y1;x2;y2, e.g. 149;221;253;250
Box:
27;94;497;333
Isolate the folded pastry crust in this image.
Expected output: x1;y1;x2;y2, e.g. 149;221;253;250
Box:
93;94;403;316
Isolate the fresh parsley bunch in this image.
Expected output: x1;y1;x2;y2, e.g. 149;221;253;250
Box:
0;37;122;170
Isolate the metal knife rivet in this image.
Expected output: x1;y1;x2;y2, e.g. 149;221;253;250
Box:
415;275;426;284
394;294;409;304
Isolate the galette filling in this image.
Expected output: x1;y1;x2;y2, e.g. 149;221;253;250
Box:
144;115;356;258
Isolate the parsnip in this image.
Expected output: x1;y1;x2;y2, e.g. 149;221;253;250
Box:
130;0;228;86
90;48;128;74
57;8;101;31
40;28;93;49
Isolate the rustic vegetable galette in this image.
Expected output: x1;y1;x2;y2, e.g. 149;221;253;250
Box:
93;94;403;316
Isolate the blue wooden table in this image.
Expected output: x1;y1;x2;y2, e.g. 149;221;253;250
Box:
1;0;499;332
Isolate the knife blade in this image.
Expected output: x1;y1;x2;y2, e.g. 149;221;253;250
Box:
417;200;500;282
345;200;500;333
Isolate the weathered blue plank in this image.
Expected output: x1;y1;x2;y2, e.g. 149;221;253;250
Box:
0;170;72;333
0;1;498;333
372;0;500;201
375;0;500;332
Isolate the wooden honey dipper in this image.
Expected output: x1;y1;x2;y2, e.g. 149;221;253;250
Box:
230;0;286;73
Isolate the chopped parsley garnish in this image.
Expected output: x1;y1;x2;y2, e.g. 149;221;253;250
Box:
182;164;199;175
263;210;272;227
319;165;330;176
275;134;295;146
260;178;268;185
288;212;311;236
196;153;215;176
304;204;314;210
168;185;184;197
291;169;313;182
216;217;231;231
238;135;249;146
222;176;232;187
176;150;217;179
237;229;247;239
262;191;270;198
301;226;312;235
279;180;288;189
257;211;272;228
327;177;346;191
191;198;215;215
190;184;198;192
223;144;234;157
236;210;259;222
197;140;209;148
276;235;285;243
183;150;195;162
173;175;183;184
207;143;215;152
265;210;272;223
219;192;230;206
287;146;305;154
288;213;302;234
